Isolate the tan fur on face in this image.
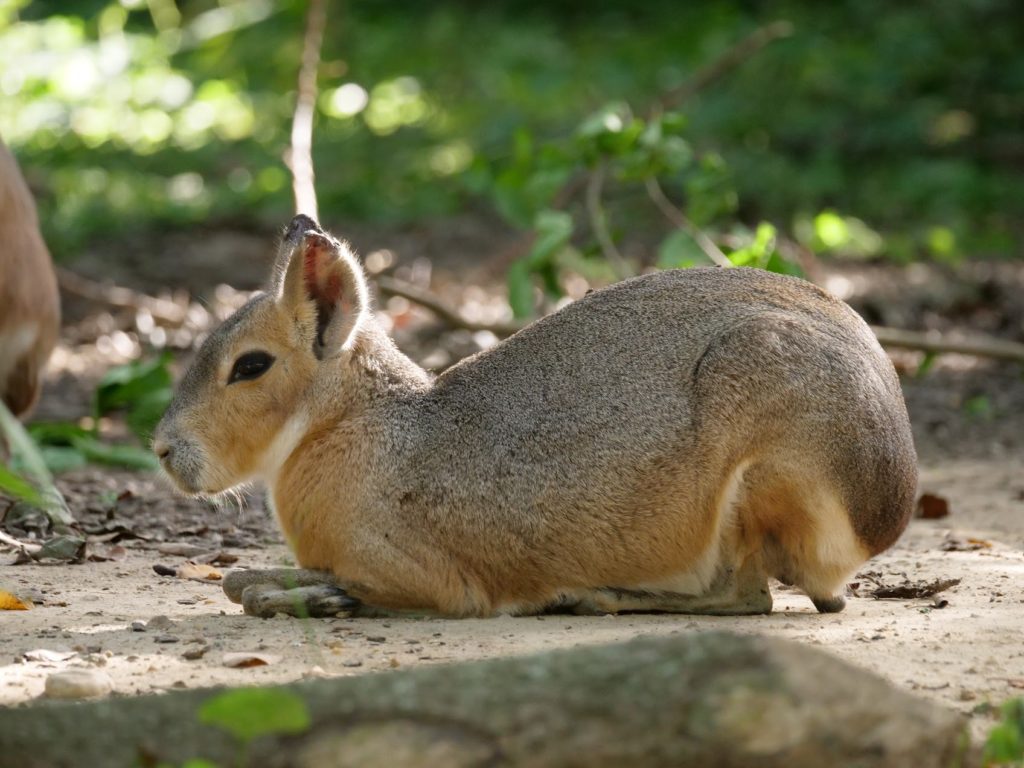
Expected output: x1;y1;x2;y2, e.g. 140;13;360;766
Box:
157;296;318;493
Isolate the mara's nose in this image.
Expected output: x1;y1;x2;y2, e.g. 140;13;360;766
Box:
153;438;172;462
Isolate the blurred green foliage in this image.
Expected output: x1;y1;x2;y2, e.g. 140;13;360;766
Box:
0;400;72;521
22;354;172;476
984;698;1024;767
1;0;1021;260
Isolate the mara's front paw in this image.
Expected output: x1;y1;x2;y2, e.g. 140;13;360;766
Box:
222;567;339;604
240;583;362;619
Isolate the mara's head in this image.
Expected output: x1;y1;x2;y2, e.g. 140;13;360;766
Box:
153;215;370;495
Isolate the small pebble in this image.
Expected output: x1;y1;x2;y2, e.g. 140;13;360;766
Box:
154;635;179;644
342;660;363;668
366;636;386;643
147;616;174;631
130;620;147;632
43;670;113;700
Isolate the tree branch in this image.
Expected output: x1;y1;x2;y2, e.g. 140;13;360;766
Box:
375;276;524;336
584;163;632;280
645;177;732;268
871;326;1024;364
657;21;794;112
56;267;187;325
286;0;327;219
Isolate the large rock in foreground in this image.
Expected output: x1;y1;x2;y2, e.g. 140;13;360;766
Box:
0;632;968;768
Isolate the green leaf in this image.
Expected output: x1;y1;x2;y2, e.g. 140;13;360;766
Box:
526;209;574;269
70;436;160;470
984;722;1023;763
37;446;89;475
28;421;92;446
0;401;72;525
915;351;938;378
963;394;993;421
657;230;705;269
763;251;805;278
34;534;87;562
728;222;778;269
0;464;42;506
126;387;174;443
576;102;631;140
198;688;311;744
507;259;535;319
94;353;173;421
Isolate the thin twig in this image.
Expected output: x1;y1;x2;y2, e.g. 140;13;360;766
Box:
56;267;187;325
287;0;327;219
584;163;632;280
871;327;1024;364
269;10;1023;368
0;528;39;554
645;177;732;268
375;276;525;336
656;21;794;113
377;275;1024;365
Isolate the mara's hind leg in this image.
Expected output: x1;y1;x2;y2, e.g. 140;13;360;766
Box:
563;555;773;616
753;470;870;614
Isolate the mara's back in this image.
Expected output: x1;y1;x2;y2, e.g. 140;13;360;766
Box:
418;268;896;471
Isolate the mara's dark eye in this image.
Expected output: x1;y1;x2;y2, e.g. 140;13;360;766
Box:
229;351;275;384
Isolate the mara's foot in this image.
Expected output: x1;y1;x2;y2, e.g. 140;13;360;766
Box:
810;594;847;614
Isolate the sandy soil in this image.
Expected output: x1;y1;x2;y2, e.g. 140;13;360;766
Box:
2;227;1023;743
1;516;1022;739
2;371;1024;744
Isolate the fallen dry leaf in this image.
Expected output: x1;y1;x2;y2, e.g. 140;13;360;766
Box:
223;652;280;668
858;573;962;599
941;536;992;552
87;544;127;563
153;562;223;581
189;550;238;566
916;492;950;520
0;589;31;610
157;543;211;558
33;535;87;563
23;649;77;663
178;562;223;581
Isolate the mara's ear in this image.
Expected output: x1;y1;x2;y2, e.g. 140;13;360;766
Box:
276;225;370;357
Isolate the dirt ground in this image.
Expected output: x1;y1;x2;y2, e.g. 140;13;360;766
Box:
1;221;1023;742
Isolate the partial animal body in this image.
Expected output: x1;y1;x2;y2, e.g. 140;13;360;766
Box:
156;215;917;619
0;139;59;418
